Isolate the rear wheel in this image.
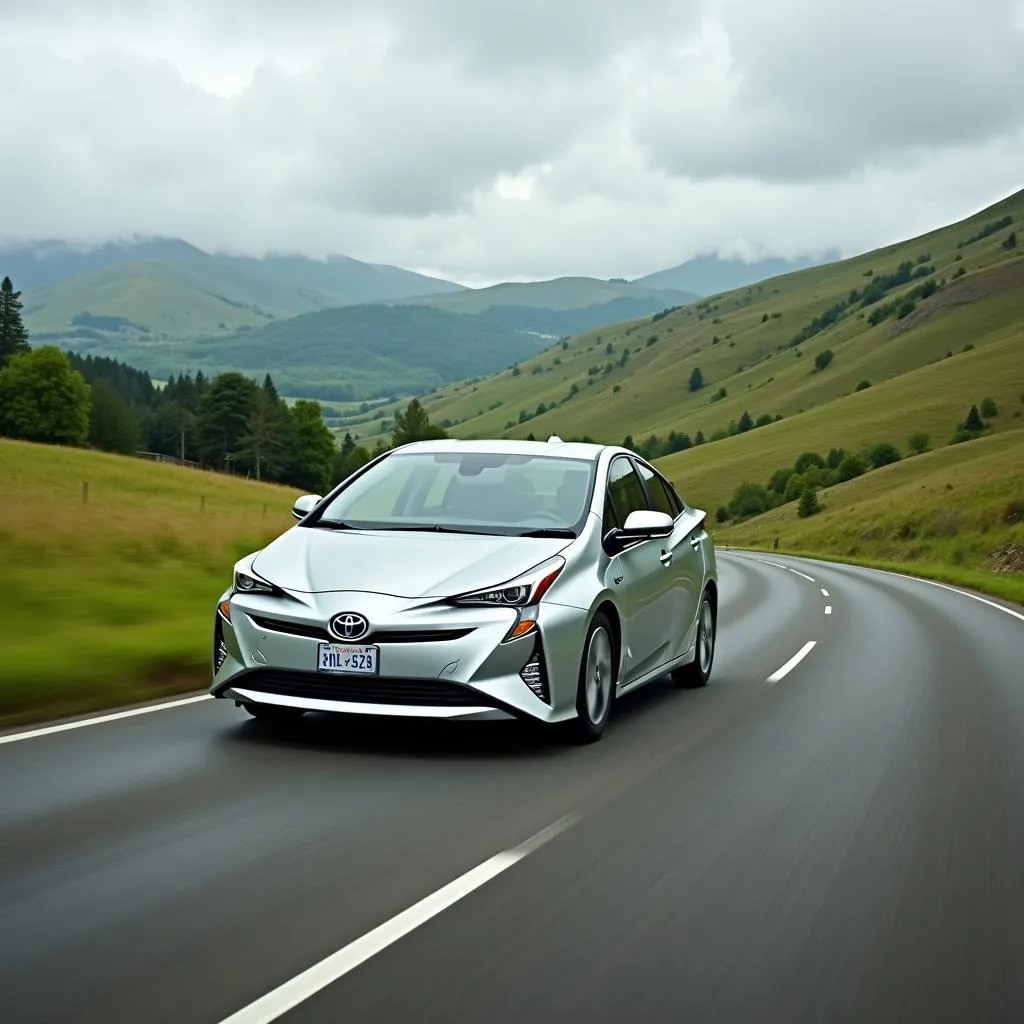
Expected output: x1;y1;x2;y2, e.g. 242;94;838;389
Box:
243;702;306;724
569;612;616;743
672;591;715;689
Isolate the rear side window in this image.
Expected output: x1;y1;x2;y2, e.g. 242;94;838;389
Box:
635;460;682;518
606;456;647;523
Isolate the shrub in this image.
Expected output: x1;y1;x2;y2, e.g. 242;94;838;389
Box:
907;432;930;455
1003;498;1024;525
980;396;998;418
688;367;704;392
814;349;834;371
797;488;822;518
768;468;794;494
784;473;806;503
855;379;871;391
715;506;730;524
729;482;772;520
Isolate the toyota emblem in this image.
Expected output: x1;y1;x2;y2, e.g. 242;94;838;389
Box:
329;612;370;641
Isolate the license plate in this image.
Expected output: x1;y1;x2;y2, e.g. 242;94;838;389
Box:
317;644;379;675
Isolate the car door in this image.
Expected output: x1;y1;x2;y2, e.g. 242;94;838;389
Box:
601;455;676;685
632;459;704;664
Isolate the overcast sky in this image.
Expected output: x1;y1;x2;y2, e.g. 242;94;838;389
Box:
1;0;1023;284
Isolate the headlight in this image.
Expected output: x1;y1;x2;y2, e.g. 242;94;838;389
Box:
454;556;565;615
234;569;276;595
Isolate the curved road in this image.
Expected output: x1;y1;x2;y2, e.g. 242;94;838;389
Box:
2;552;1023;1024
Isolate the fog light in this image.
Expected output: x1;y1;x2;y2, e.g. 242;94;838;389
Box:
520;646;550;704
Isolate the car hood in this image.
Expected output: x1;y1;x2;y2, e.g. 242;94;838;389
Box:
251;526;573;598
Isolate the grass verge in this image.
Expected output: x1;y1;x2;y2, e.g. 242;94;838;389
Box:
0;438;301;728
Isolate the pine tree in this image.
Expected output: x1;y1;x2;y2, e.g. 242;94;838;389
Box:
0;276;31;370
964;404;984;433
391;398;446;447
688;367;704;392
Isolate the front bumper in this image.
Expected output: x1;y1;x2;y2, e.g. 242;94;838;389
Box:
211;589;588;723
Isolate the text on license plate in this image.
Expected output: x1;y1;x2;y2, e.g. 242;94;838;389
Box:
317;644;379;675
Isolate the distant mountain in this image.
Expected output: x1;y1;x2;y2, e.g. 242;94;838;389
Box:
60;304;551;403
633;253;838;297
468;296;697;337
2;236;465;339
387;275;696;314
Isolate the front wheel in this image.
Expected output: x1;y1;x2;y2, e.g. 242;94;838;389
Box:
672;591;715;689
568;612;616;743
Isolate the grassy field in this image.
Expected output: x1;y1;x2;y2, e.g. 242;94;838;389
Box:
0;439;302;725
716;428;1024;604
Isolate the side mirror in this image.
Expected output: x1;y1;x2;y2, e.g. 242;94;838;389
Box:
605;509;674;553
292;494;323;520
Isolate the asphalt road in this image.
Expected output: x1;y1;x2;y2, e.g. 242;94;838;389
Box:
2;552;1023;1024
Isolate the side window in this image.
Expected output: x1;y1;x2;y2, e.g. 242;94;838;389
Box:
602;492;620;531
606;456;647;524
634;460;679;518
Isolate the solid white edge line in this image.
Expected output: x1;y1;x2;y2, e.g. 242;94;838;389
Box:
825;606;832;615
217;814;579;1024
867;568;1024;624
0;694;212;746
767;641;817;684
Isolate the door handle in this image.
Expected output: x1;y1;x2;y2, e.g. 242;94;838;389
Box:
660;549;672;566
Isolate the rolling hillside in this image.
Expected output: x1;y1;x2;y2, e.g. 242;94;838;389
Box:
633;253;833;295
4;237;464;340
337;187;1024;512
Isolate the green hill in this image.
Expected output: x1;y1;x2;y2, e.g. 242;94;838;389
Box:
386;275;696;314
63;304;550;402
333;189;1023;558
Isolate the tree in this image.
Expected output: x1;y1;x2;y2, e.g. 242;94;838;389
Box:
0;346;90;445
728;482;772;520
694;430;705;445
795;451;825;475
907;432;930;455
1003;231;1017;250
836;453;866;482
737;410;754;433
88;379;140;454
980;396;998;419
0;276;31;370
864;441;901;468
798;487;822;518
964;404;985;433
288;400;337;493
240;387;290;482
391;398;447;447
688;367;704;392
196;372;259;472
814;349;834;371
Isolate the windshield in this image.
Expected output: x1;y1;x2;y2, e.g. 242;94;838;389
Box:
310;451;596;536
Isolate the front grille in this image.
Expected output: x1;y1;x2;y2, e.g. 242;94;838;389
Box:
249;616;473;646
226;668;496;708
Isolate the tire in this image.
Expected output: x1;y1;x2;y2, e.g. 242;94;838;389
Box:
243;702;306;724
568;612;616;743
672;590;715;689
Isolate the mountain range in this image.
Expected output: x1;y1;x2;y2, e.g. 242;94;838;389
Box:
1;235;832;401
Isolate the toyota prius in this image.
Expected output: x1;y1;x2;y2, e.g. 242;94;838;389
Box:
211;437;718;742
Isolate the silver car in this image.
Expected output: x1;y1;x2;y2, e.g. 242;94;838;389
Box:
211;437;718;742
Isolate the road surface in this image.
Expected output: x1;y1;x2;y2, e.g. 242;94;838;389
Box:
2;552;1023;1024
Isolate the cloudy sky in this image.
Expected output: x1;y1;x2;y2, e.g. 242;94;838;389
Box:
2;0;1023;284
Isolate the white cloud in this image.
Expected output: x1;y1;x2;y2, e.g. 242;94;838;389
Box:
0;0;1022;282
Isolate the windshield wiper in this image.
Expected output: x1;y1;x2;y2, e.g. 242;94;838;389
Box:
518;528;577;538
371;524;481;534
309;519;355;530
